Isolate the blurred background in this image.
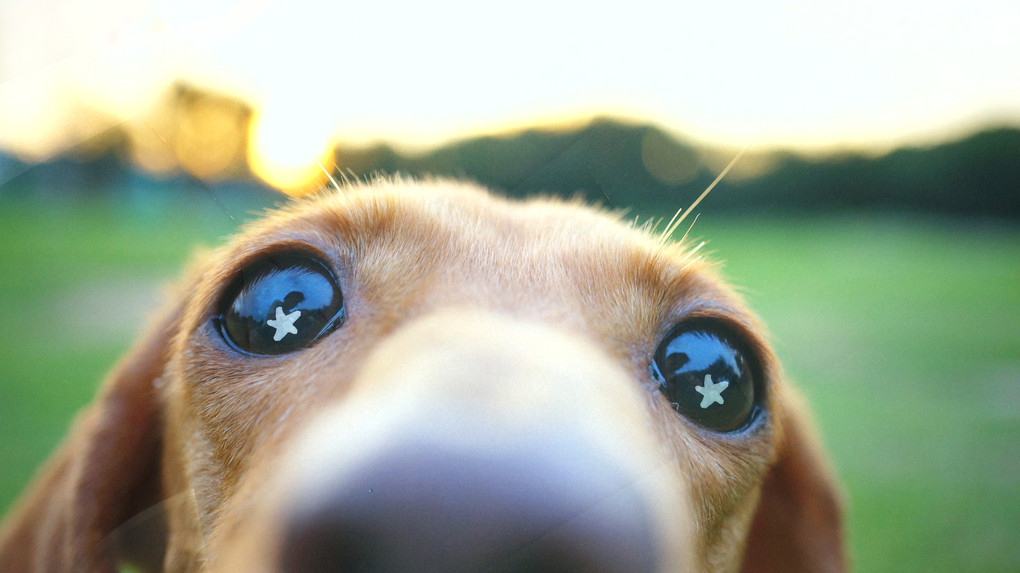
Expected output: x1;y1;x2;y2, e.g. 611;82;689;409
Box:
0;0;1018;570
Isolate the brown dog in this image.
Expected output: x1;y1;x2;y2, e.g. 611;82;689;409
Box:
0;178;844;572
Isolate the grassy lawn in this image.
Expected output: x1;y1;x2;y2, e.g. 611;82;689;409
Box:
1;194;1017;571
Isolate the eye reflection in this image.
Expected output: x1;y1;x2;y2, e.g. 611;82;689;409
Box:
217;253;345;355
650;321;758;432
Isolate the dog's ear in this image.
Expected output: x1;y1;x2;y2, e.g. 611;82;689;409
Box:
0;296;182;573
741;389;847;573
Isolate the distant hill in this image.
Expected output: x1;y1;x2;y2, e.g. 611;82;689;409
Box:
2;117;1018;218
332;119;1020;218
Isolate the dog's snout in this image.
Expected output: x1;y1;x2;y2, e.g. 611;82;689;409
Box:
280;442;660;573
263;311;693;572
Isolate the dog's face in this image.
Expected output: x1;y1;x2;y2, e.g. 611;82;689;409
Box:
0;179;844;572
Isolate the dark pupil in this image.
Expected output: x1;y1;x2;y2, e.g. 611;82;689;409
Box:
651;326;755;432
222;256;343;355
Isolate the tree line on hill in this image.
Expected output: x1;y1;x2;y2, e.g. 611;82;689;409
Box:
331;119;1020;218
0;98;1016;219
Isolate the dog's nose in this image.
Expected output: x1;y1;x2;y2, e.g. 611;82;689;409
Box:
279;441;661;573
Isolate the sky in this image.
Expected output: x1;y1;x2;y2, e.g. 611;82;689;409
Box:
0;0;1017;187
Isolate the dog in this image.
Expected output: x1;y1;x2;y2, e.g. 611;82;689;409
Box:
0;177;845;572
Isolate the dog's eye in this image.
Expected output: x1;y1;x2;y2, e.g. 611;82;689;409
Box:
217;253;345;355
650;321;758;432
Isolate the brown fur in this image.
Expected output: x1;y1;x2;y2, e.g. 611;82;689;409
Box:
0;178;845;571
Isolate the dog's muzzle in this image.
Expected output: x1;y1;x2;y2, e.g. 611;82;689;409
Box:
262;310;693;572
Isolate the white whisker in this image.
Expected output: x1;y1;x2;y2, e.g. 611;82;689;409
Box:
319;162;342;192
658;145;749;246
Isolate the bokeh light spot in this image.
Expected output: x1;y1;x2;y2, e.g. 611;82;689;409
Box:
641;129;701;185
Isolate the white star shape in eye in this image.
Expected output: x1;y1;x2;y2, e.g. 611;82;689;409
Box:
695;374;729;409
266;306;301;341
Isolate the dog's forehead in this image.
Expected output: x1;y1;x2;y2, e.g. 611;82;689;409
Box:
251;181;700;278
284;180;647;248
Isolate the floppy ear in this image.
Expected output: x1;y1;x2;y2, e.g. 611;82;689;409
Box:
0;298;182;573
741;389;847;573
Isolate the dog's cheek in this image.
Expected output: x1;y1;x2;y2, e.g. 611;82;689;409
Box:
171;325;365;500
167;334;287;492
648;397;774;569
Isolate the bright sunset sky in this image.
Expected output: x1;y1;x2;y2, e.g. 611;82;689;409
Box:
1;0;1017;176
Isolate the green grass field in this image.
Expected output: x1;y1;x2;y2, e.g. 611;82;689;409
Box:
1;195;1017;571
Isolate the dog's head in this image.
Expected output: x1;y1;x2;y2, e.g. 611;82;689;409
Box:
0;178;844;572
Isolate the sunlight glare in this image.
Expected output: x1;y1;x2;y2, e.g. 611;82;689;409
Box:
247;104;335;195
